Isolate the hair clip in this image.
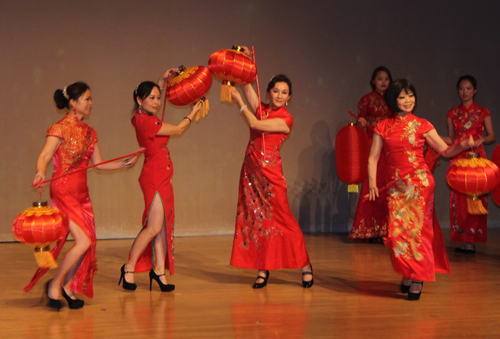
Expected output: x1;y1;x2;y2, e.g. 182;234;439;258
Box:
62;87;69;100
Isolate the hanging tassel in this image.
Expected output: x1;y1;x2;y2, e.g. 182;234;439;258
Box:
196;97;209;121
221;80;234;102
348;184;359;193
467;195;488;215
34;246;58;269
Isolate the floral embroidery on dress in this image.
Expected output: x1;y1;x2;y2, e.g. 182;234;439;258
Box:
400;120;421;146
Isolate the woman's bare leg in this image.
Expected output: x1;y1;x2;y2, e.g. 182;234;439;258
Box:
153;221;168;284
48;221;91;299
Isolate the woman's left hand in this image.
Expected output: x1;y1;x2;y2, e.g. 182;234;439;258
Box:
125;147;145;167
160;68;176;81
190;101;202;114
472;136;483;149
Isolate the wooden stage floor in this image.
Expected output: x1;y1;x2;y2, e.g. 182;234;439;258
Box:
1;230;500;338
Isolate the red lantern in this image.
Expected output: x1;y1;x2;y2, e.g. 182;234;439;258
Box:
446;152;500;214
490;145;500;205
423;146;441;173
208;45;257;102
166;65;213;121
12;201;68;268
335;122;369;192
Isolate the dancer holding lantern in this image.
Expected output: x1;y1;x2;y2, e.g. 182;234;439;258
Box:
30;82;142;310
119;70;201;292
350;66;393;242
368;79;473;300
228;48;312;288
443;75;495;254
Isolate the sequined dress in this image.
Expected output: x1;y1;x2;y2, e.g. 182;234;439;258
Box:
374;113;450;281
130;109;175;274
25;113;98;298
230;103;310;270
447;103;491;243
350;91;391;239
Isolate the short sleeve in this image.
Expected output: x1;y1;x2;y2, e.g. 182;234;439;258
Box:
280;114;293;131
421;119;434;133
481;107;491;119
446;108;455;119
47;123;64;139
133;114;162;139
373;120;385;139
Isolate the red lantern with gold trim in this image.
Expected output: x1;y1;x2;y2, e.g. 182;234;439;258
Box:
446;152;500;214
335;122;369;192
489;145;500;205
208;45;257;102
12;201;68;268
166;65;213;121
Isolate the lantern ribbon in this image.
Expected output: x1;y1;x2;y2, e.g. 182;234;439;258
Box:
252;46;266;157
349;110;374;131
32;149;145;187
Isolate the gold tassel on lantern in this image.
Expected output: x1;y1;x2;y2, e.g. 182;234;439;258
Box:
467;195;488;215
348;184;359;193
221;80;234;102
34;245;58;269
196;97;209;121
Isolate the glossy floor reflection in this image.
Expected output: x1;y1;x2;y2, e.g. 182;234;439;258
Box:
1;230;500;338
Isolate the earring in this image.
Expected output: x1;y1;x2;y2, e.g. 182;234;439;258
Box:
286;101;288;106
73;108;77;117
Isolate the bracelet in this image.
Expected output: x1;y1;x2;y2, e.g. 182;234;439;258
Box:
35;173;45;180
240;105;247;113
122;160;132;168
183;117;192;123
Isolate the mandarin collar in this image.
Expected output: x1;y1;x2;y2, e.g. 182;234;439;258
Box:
395;112;413;122
460;101;476;111
66;113;85;125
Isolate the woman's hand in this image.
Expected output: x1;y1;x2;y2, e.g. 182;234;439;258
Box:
125;147;145;167
358;117;367;128
472;136;483;149
231;88;244;107
160;68;176;81
240;46;252;58
368;186;379;201
190;101;202;114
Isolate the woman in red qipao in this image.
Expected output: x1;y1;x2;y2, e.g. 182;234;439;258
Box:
368;79;473;300
350;66;393;243
229;69;313;289
119;71;201;292
443;75;495;254
30;82;141;310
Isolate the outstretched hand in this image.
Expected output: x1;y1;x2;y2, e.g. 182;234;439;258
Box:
231;87;244;106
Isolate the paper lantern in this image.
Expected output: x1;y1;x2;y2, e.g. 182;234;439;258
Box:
12;201;68;268
446;152;500;214
208;45;257;102
166;65;213;121
490;145;500;205
335;123;369;192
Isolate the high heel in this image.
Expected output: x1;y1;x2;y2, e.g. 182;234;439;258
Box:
149;269;175;292
62;287;84;309
119;264;137;291
401;279;411;293
45;280;62;311
302;264;314;288
253;270;270;289
408;281;424;301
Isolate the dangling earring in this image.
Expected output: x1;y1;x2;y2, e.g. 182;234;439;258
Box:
286;101;288;106
73;108;77;117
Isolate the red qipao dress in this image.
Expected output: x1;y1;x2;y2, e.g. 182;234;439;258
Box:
230;103;310;270
374;114;450;281
350;91;391;239
130;109;174;274
447;103;491;243
25;114;98;298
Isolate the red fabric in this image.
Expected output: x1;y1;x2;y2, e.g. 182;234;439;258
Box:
350;91;391;239
447;103;490;243
24;114;98;298
375;113;450;281
230;103;310;270
130;109;175;274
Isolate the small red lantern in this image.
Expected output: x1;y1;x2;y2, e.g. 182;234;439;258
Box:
446;152;500;214
208;45;257;102
166;65;213;121
12;201;68;268
490;145;500;205
335;122;369;192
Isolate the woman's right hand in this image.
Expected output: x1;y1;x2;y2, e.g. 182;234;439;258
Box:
368;186;379;201
231;88;244;106
358;117;367;128
33;174;45;195
240;46;252;58
160;68;176;80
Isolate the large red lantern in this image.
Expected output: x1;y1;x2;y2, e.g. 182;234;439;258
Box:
335;122;369;192
446;152;500;214
490;145;500;205
208;45;257;102
166;65;213;121
12;201;68;268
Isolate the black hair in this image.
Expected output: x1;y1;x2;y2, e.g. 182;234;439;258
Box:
134;81;160;108
385;79;417;113
53;82;90;109
266;74;292;96
456;75;477;90
370;66;393;90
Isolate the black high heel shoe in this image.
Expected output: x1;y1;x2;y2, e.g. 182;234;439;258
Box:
408;281;424;301
45;280;62;311
253;270;270;289
62;287;84;309
401;279;411;293
119;264;137;291
149;269;175;292
302;264;314;288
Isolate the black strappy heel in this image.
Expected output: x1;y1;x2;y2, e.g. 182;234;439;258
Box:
408;281;423;301
253;270;270;289
62;287;84;309
149;269;175;292
302;264;314;288
119;264;137;291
